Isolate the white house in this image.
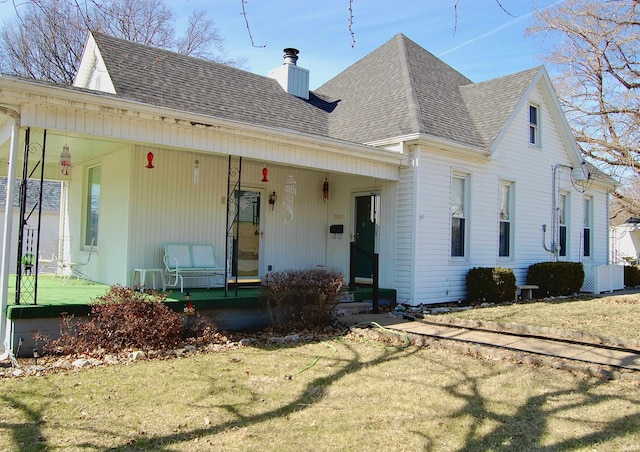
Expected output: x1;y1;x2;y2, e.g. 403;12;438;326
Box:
0;33;619;351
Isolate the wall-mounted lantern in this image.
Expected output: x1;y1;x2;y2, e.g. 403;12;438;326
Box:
323;177;329;203
269;191;277;210
194;159;200;184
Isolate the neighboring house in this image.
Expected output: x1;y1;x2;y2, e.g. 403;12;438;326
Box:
0;32;619;312
0;178;62;275
611;218;640;265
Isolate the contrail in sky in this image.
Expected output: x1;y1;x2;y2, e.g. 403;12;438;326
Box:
438;0;564;57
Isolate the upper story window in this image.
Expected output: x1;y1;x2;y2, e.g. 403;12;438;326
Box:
85;165;101;247
529;104;540;145
499;181;514;257
451;174;468;258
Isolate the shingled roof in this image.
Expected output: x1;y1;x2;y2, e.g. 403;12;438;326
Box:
91;32;331;138
90;32;541;151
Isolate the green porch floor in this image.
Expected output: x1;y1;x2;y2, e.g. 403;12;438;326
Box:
6;275;395;320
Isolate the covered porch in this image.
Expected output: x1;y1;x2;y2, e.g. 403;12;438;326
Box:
0;75;406;356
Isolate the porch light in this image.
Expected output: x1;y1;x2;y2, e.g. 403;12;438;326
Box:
323;177;329;203
146;152;155;169
269;191;277;210
194;159;199;184
262;166;269;182
59;144;71;176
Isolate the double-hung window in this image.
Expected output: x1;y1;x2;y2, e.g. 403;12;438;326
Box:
451;174;468;257
499;181;513;257
558;193;568;257
85;165;101;247
583;197;592;258
529;104;539;145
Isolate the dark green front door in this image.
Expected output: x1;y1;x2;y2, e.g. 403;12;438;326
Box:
355;194;378;279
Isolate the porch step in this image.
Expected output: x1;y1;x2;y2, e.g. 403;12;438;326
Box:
334;301;373;317
338;291;355;303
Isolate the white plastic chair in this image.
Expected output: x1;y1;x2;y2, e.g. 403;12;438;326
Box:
65;238;95;282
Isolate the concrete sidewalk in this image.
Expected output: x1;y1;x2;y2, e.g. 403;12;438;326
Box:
340;313;640;371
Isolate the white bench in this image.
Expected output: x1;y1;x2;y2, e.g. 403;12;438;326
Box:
516;285;539;301
163;244;226;292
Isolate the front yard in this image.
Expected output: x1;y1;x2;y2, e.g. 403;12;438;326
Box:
1;291;640;451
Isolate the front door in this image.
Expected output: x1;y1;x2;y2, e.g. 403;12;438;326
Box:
354;193;379;279
233;190;262;279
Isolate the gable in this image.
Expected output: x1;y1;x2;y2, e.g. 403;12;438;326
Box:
74;33;116;94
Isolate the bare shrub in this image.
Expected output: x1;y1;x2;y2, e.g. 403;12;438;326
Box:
262;269;345;332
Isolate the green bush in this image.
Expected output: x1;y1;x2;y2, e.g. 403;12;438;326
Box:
624;266;640;288
527;262;584;297
466;267;516;303
262;268;345;331
40;285;184;356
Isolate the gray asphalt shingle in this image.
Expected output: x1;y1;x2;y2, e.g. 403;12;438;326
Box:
91;32;542;151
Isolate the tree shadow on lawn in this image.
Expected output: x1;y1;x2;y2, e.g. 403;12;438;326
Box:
3;337;640;450
0;395;49;450
71;338;420;450
436;367;640;451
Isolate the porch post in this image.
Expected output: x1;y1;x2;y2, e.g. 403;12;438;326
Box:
0;108;20;356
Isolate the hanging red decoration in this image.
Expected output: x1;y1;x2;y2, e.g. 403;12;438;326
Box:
261;167;269;182
323;177;329;203
146;152;155;169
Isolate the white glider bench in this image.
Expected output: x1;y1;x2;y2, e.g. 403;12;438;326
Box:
163;243;226;293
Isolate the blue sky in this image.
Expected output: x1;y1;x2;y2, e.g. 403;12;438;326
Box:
178;0;562;89
1;0;562;88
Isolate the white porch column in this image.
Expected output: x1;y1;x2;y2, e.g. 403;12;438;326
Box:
0;108;20;355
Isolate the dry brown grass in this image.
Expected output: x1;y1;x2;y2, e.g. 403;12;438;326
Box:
447;293;640;341
1;331;639;451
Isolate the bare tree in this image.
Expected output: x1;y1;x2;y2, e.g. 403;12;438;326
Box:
0;0;236;84
527;0;640;216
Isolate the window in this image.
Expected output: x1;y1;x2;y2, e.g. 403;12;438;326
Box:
583;197;592;258
529;104;539;145
85;165;101;247
451;174;467;257
499;181;513;257
558;193;568;257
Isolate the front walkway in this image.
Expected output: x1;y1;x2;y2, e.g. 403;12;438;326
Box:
340;313;640;373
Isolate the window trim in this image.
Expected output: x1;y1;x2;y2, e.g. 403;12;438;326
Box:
583;196;593;259
558;192;569;258
499;180;514;258
84;164;101;248
451;173;469;259
529;103;540;146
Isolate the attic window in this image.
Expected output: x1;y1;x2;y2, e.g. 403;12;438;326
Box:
529;104;540;145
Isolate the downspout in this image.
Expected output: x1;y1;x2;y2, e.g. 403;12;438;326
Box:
0;107;20;358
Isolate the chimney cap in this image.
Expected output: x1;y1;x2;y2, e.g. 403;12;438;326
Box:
283;48;299;65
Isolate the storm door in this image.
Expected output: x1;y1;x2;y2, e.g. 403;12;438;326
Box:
233;190;262;279
354;193;379;280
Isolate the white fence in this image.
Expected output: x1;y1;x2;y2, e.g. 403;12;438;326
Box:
581;264;625;294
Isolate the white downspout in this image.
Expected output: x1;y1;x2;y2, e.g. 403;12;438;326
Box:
0;107;20;359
